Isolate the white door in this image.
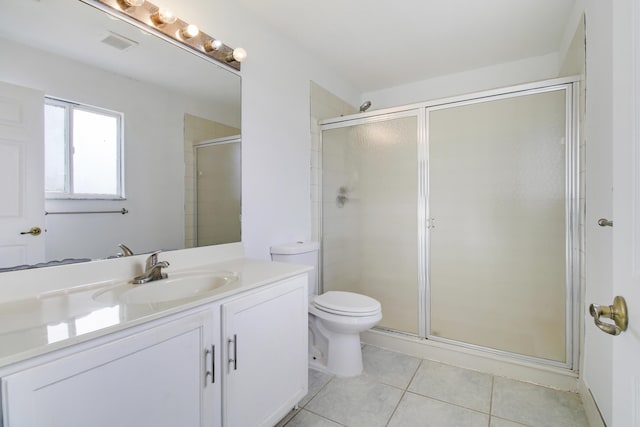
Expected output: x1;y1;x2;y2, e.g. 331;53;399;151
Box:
610;0;640;425
586;0;640;425
0;81;45;268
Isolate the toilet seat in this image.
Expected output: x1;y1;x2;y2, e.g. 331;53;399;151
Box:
311;291;381;317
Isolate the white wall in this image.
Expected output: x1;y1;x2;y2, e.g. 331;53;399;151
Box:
362;53;560;109
0;38;223;260
159;0;362;260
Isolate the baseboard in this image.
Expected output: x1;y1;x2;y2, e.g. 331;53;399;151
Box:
361;329;579;392
577;379;607;427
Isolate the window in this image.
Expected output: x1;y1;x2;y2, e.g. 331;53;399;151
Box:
44;98;124;199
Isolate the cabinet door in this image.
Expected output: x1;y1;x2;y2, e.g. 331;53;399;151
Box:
2;308;219;427
222;275;308;427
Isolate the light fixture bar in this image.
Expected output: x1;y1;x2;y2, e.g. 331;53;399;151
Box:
90;0;245;71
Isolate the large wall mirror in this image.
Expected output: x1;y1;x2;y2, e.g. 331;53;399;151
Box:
0;0;241;270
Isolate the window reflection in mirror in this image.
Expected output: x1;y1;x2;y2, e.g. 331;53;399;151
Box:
45;98;124;199
0;0;241;269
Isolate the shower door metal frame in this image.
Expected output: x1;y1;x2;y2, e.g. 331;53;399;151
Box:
318;109;429;337
423;81;580;371
192;135;241;247
318;76;580;371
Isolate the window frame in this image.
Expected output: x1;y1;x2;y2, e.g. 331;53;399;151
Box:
44;97;125;200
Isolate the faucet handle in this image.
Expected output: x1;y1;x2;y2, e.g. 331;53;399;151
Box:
145;250;162;270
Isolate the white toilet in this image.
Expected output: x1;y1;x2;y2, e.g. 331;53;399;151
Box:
270;241;382;377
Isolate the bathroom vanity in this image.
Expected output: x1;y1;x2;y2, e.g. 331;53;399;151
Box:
0;244;310;427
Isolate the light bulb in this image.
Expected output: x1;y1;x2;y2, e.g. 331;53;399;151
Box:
204;39;223;52
227;47;247;63
181;24;199;39
152;7;177;25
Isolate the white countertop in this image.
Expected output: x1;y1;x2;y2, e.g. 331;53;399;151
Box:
0;256;311;370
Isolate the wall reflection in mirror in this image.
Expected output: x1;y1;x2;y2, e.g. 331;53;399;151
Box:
0;0;241;270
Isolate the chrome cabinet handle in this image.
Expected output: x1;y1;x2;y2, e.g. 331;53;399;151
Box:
20;227;41;236
204;346;213;385
211;345;215;383
228;334;237;371
589;296;628;336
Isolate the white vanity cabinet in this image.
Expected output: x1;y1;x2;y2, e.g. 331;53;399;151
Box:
1;307;221;427
0;272;308;427
221;274;308;427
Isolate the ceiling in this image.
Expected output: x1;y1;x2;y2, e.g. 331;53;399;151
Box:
236;0;578;92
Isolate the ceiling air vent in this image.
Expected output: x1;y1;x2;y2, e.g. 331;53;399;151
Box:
100;32;139;51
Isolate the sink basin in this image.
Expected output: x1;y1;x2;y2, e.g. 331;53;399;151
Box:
93;271;238;305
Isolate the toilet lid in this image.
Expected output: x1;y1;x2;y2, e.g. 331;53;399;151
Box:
312;291;381;316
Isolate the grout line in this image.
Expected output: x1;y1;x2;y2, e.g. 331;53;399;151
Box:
405;358;423;391
384;389;407;427
282;371;336;426
488;375;495;426
402;391;492;419
301;372;335;409
302;407;348;426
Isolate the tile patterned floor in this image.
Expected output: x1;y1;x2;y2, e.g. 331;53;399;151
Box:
277;345;589;427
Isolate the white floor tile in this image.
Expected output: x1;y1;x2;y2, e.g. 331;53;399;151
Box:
492;377;588;427
408;359;493;413
276;346;589;427
387;392;489;427
305;375;403;427
490;417;530;427
362;345;421;389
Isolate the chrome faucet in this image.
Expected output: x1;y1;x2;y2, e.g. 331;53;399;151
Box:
133;250;169;284
117;243;134;257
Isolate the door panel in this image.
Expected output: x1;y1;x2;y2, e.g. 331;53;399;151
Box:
222;276;307;427
2;310;216;427
195;140;241;246
321;114;422;334
0;81;45;268
428;88;573;364
610;0;640;424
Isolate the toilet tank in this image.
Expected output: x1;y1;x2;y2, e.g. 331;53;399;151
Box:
270;241;319;297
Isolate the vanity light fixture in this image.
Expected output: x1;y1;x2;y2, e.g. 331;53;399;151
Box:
89;0;246;71
151;7;177;25
227;47;247;63
204;39;223;52
180;24;199;39
120;0;144;7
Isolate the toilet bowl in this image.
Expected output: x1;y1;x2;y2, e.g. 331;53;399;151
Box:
270;241;382;377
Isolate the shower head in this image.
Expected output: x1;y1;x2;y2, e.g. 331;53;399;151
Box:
359;101;372;112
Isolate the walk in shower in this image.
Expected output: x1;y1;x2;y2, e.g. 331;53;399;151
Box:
319;80;579;368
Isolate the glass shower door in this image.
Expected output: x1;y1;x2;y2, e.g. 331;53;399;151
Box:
321;113;423;335
428;87;574;364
